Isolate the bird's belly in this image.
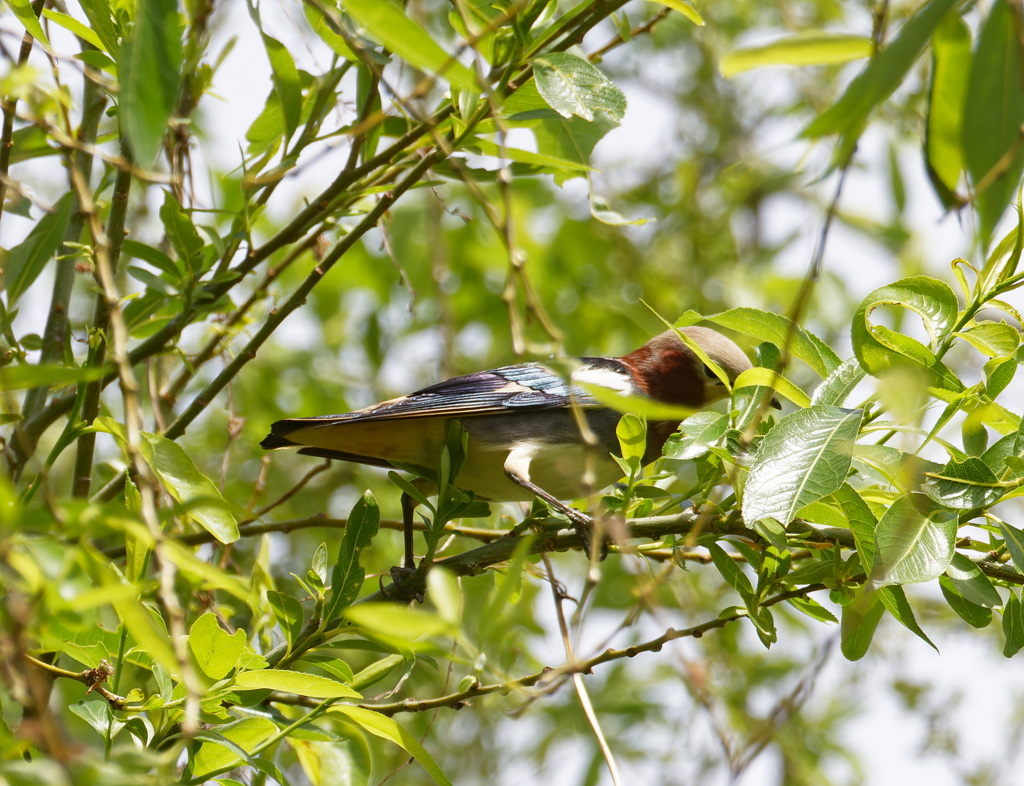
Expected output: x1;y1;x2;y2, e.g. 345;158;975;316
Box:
459;411;625;502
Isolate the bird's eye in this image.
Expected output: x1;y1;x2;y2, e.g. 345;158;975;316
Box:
702;364;721;381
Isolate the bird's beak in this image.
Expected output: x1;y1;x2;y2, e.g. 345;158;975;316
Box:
770;396;782;410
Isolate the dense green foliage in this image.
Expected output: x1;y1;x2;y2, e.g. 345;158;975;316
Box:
1;0;1023;783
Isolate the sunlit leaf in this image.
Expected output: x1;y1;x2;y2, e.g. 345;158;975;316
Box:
341;0;477;90
841;589;884;661
189;613;245;681
192;718;277;778
324;491;380;622
721;32;871;77
532;53;626;122
925;14;969;201
743;406;863;530
233;669;361;699
867;494;957;589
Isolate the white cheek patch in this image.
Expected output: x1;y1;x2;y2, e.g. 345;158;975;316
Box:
571;366;634;394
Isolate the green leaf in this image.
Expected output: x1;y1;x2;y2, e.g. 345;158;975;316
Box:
332;706;453;786
119;0;183;165
69;699;117;738
296;653;355;684
926;14;970;196
803;0;960;162
6;0;49;46
851;276;963;390
122;240;180;279
743;406;863;529
529;111;618;186
945;552;1002;607
532;53;626;122
878;585;937;650
787;595;838;624
616;413;647;467
868;494;957;589
233;669;361;699
192;718;277;778
963;0;1024;245
341;0;477;91
78;0;120;58
1003;591;1024;657
841;589;884;661
640;0;704;26
41;9;106;52
303;2;357;60
350;654;403;690
955;322;1020;357
721;32;872;78
662;411;728;460
95;417;239;544
324;491;381;622
9;125;59;164
677;308;840;378
159;191;204;274
264;593;303;646
999;521;1024;574
188;613;245;680
923;456;1005;509
578;383;698;421
733;367;810;408
262;34;301;138
467;137;595;171
939;575;993;628
707;542;753;597
0;363;107;391
1;192;75;306
811;357;866;407
345;603;456;641
830;484;878;568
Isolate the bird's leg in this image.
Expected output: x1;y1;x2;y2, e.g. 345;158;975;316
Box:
389;492;419;587
504;448;595;555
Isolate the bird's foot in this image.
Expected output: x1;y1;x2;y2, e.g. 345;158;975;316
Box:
381;565;425;603
561;508;608;561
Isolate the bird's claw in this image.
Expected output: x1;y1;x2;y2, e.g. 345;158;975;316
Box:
564;509;608;561
381;566;425;603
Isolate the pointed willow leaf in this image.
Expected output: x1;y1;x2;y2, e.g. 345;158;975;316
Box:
1003;591;1024;657
811;357;866;407
95;417;239;543
341;0;477;91
955;322;1020;357
6;0;49;46
640;0;704;25
0;363;107;391
841;589;885;661
324;491;381;622
999;521;1024;574
467;137;594;171
939;575;993;628
262;35;301;138
803;0;959;161
233;669;361;699
721;32;872;78
868;494;957;589
743;406;863;529
851;276;963;390
677;308;840;378
532;53;626;122
331;706;453;786
707;542;753;597
923;457;1005;510
267;591;304;648
119;0;183;165
963;0;1024;245
1;192;75;306
192;718;278;778
926;15;970;197
878;585;937;650
733;367;810;407
529;111;617;186
945;552;1002;607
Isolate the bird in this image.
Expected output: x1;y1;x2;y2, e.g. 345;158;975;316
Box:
261;326;776;582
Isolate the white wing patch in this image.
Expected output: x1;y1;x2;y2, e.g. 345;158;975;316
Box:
571;365;635;395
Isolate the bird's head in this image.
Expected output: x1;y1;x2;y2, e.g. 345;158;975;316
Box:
622;327;780;409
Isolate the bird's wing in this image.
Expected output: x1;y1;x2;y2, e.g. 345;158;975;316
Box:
308;359;636;425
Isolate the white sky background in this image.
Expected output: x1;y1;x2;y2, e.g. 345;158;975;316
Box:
2;0;1024;783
